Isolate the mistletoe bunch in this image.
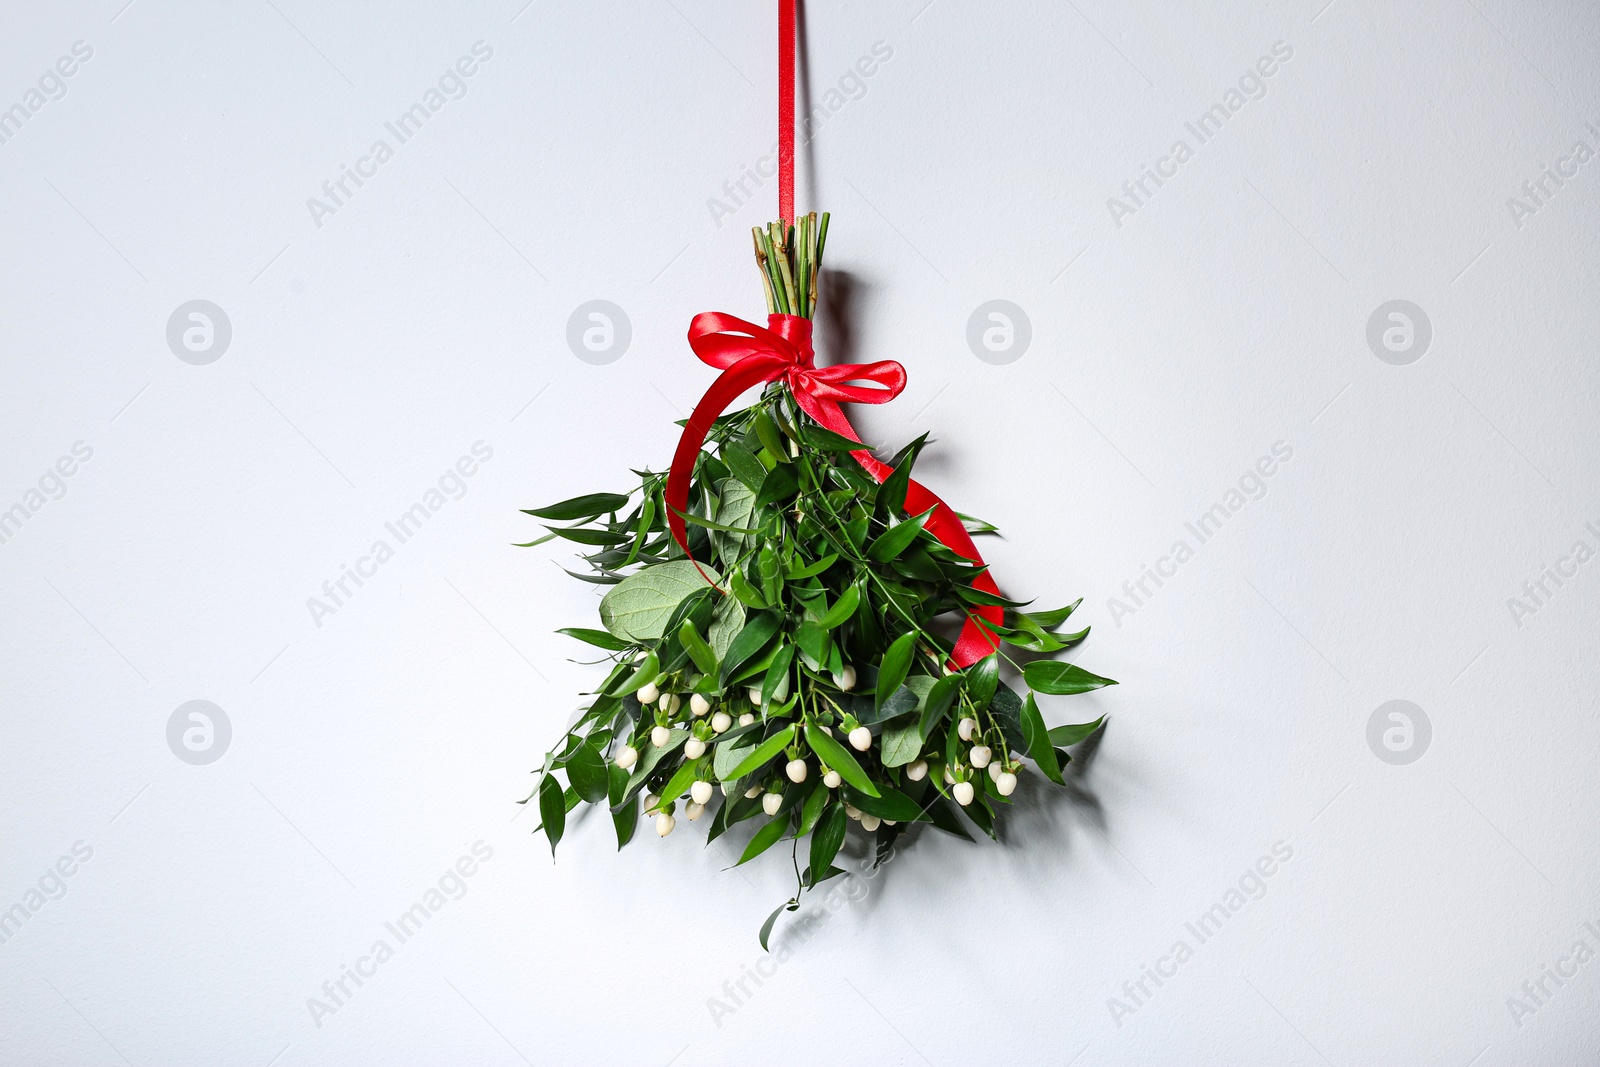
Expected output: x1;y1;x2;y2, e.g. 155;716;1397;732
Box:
523;213;1114;945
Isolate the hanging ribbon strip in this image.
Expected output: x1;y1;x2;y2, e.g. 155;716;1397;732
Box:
777;0;796;223
663;313;1003;668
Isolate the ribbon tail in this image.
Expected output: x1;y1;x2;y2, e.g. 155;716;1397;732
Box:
802;395;1003;670
665;357;786;560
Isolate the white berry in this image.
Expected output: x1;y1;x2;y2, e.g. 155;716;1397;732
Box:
844;803;862;820
659;693;681;714
988;759;1003;781
849;726;872;752
997;771;1018;796
762;792;783;816
615;745;638;770
957;717;977;741
747;686;763;704
860;814;882;831
684;737;706;759
905;759;928;782
650;725;671;747
690;780;714;805
690;693;712;717
969;745;992;769
637;682;660;705
738;712;756;726
686;801;705;820
656;812;676;836
744;784;764;799
786;759;808;783
833;665;857;690
823;769;842;788
953;781;975;806
711;711;732;733
642;792;658;811
943;765;956;784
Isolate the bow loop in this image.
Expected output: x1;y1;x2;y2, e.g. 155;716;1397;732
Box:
665;309;1003;668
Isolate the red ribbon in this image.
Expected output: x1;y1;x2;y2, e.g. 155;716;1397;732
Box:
665;312;1002;668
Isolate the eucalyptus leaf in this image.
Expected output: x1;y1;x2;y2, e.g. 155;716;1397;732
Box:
599;561;722;643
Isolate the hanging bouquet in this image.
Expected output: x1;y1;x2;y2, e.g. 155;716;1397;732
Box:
521;213;1114;944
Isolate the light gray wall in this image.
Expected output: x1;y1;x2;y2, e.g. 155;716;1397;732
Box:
2;1;1597;1063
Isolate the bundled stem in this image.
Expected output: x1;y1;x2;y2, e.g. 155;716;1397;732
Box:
754;212;829;319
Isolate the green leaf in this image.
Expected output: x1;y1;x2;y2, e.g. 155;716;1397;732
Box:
808;803;848;879
1023;661;1118;695
760;643;795;705
709;595;746;661
796;780;830;836
755;463;800;508
793;621;831;669
621;729;689;799
599;561;722;643
759;897;799;951
546;526;627;546
714;733;759;781
711;479;757;564
675;509;761;534
1021;694;1065;785
816;584;861;630
875;631;918;711
804;724;879;797
607;763;637;849
966;654;1000;709
678;618;718;674
566;743;609;803
866;508;934;562
842;784;929;822
1026;599;1083;630
801;424;866;451
786;552;839;580
862;684;919;725
537;773;565;855
723;444;769;492
722;724;797;782
603;651;658;697
523;492;630;522
655;758;703;811
876;433;928;516
753;410;788;463
720;611;781;681
918;674;962;738
736;813;790;865
988;684;1027;751
556;627;631;652
1048;716;1106;748
880;720;923;767
729;569;768;609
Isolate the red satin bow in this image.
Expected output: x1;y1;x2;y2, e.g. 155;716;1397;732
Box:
665;312;1002;668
